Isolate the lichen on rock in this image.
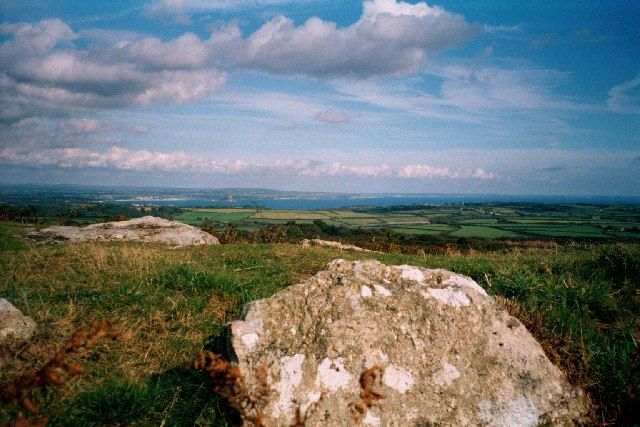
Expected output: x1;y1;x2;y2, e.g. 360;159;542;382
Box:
26;216;219;246
227;259;590;426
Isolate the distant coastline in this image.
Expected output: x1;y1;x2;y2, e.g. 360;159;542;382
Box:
1;184;639;209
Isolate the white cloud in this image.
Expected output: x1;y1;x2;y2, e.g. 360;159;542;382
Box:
77;28;150;44
432;64;578;112
0;19;77;54
607;73;640;114
113;32;211;70
0;19;226;123
57;119;110;134
218;90;331;121
299;162;393;177
0;1;477;123
398;164;495;179
213;0;477;78
331;60;597;133
0;146;215;172
0;145;496;180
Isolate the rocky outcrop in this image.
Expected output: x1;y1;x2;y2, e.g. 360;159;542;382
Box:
0;299;36;343
28;216;219;246
227;259;590;426
301;239;372;252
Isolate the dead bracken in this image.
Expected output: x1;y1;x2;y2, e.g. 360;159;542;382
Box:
191;351;270;426
349;365;385;423
0;318;120;426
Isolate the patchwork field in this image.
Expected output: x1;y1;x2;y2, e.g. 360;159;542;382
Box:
176;204;640;241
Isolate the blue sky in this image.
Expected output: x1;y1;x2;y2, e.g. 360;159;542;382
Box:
0;0;639;195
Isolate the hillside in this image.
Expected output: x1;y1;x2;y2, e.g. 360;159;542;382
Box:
0;222;638;424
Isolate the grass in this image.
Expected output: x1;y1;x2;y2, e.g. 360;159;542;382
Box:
0;223;638;424
450;225;523;238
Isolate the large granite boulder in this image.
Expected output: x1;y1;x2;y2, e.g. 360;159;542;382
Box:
227;259;590;426
0;299;36;343
29;216;219;246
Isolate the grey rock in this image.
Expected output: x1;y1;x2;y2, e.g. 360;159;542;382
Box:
228;259;590;426
0;298;36;343
302;239;372;252
29;216;219;246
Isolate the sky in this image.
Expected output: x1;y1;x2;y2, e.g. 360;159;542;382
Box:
0;0;639;195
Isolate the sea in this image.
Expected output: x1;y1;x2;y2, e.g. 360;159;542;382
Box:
1;184;639;209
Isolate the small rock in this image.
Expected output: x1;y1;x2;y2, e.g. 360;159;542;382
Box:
0;298;36;343
27;216;219;246
301;239;372;252
226;259;590;426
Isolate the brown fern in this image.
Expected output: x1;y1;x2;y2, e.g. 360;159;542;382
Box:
0;318;120;425
349;365;385;423
191;351;269;427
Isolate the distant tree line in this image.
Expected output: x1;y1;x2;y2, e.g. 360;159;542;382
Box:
0;202;182;226
0;204;39;224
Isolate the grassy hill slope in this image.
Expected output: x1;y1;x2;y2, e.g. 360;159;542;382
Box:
0;222;638;425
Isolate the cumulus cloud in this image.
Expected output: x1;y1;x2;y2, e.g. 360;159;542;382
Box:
0;1;477;123
0;19;77;53
0;146;219;173
398;164;495;179
0;145;495;180
212;0;477;78
0;19;226;123
607;73;640;114
300;162;393;177
315;109;352;124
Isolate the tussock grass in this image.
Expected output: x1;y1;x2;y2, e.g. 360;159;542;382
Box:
0;223;638;424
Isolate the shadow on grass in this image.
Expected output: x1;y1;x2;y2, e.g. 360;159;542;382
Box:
53;367;239;426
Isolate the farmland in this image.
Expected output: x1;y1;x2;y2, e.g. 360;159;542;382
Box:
175;203;640;241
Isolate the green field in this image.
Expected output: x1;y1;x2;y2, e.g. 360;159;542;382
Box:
450;225;524;238
177;203;640;241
